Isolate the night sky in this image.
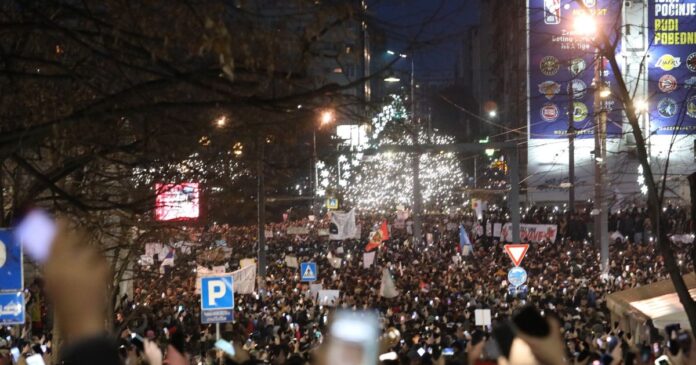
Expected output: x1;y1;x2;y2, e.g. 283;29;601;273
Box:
371;0;481;80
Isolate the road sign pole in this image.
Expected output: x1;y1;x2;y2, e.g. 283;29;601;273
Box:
216;323;220;340
508;146;521;243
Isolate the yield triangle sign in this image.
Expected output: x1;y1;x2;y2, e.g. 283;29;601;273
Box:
504;244;529;267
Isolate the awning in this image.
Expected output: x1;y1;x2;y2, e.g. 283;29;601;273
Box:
606;273;696;330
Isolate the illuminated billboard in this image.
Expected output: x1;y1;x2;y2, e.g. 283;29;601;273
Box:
155;183;200;221
648;0;696;135
528;0;622;139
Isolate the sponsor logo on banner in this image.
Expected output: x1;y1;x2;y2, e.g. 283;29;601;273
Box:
658;97;678;117
687;96;696;118
572;102;588;122
687;53;696;72
583;0;596;7
543;0;561;24
540;56;560;75
569;58;586;76
655;54;681;71
658;74;678;93
540;103;559;121
538;81;561;99
685;76;696;89
500;223;558;243
567;79;587;99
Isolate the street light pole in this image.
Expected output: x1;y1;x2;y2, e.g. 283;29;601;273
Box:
568;69;576;213
312;127;318;215
257;133;267;279
594;52;609;272
409;55;423;245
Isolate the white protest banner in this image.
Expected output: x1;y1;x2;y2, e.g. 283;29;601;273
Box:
317;229;330;236
144;243;163;259
670;234;695;244
265;230;273;238
231;264;256;294
212;265;226;274
475;309;492;326
318;290;340;306
363;251;376;268
285;255;299;268
240;258;256;268
500;223;557;243
308;283;323;299
336;247;344;254
139;255;154;266
493;223;502;238
287;226;309;235
329;209;357;240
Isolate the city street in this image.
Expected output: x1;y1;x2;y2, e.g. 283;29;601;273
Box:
0;1;695;365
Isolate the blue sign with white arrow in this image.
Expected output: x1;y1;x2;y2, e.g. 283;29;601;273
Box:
0;292;25;325
507;266;528;288
300;262;317;282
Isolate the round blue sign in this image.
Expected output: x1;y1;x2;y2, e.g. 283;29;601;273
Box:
507;267;528;288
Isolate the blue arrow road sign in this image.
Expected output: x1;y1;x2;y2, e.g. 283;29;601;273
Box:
507;267;528;288
201;276;234;310
300;262;317;282
0;292;25;325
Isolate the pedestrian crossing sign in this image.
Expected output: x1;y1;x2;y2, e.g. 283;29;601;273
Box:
325;198;338;210
300;262;317;282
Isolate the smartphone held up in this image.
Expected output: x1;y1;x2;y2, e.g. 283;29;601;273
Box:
14;209;56;263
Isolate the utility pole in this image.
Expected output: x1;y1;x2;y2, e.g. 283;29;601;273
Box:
568;69;576;213
410;55;423;245
257;133;267;279
312;128;318;216
594;53;609;272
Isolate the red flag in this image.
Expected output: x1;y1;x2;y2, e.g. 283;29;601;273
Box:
366;220;390;252
365;230;381;252
380;220;390;241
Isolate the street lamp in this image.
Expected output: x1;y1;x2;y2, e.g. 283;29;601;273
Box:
573;13;597;36
384;50;422;244
633;99;649;113
384;75;401;83
215;115;227;128
313;109;335;213
321;110;335;126
488;110;497;118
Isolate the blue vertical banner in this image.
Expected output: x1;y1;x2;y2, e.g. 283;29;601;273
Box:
648;0;696;135
528;0;622;139
0;230;22;292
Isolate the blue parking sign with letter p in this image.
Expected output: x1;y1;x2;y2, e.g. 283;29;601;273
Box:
201;276;234;310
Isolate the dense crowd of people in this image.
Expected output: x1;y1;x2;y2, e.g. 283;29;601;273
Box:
1;205;694;365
